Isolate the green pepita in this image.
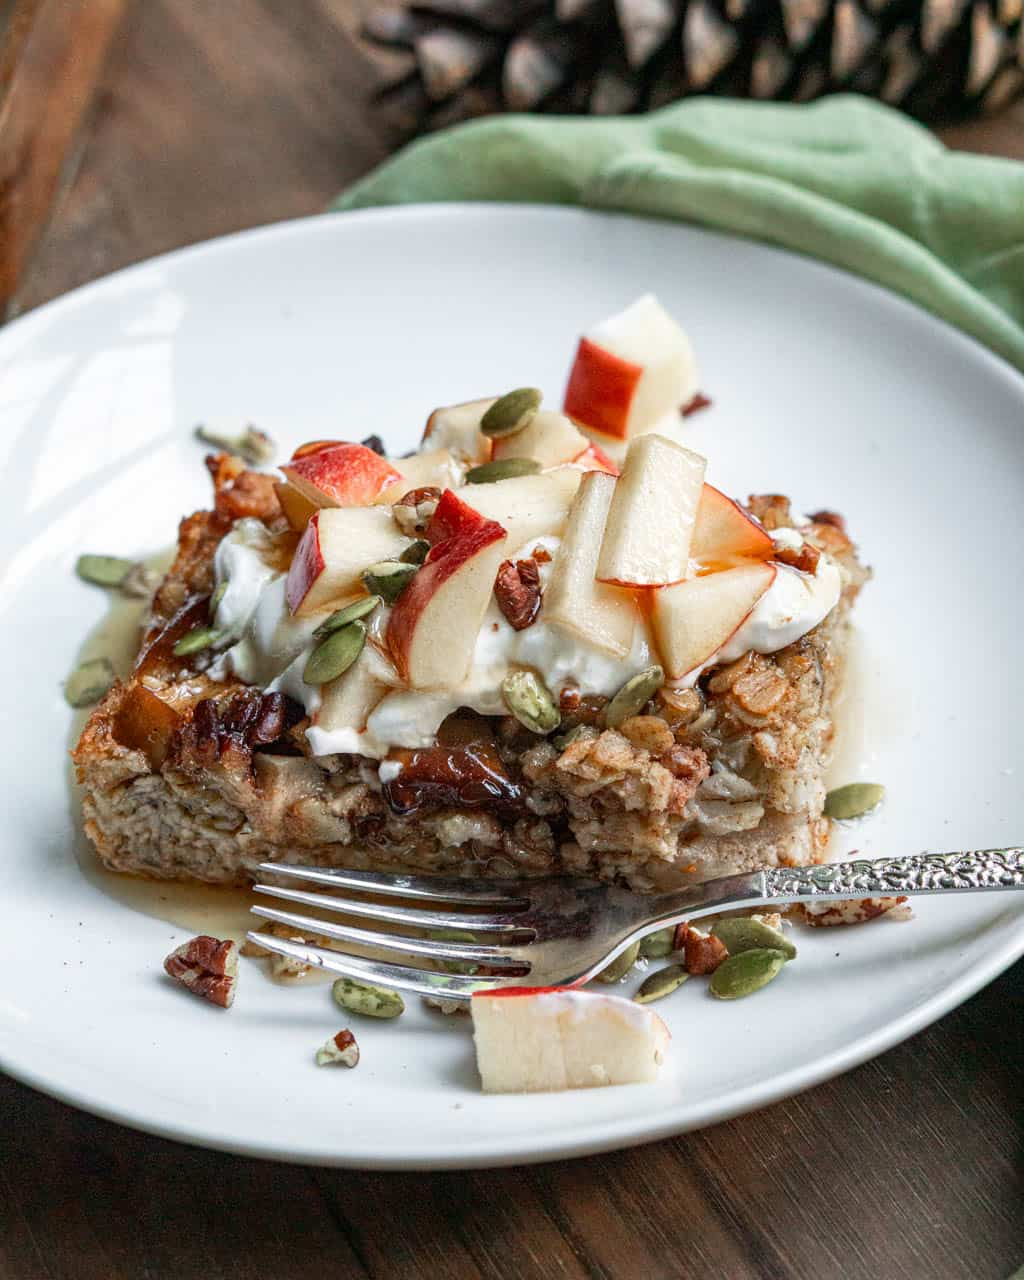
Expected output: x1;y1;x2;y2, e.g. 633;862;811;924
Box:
361;560;418;603
824;782;886;820
64;657;115;708
303;620;366;686
194;423;275;466
595;941;641;984
634;963;689;1004
75;554;136;589
313;596;381;640
639;927;676;960
709;948;788;1000
480;387;542;439
465;457;542;484
711;916;797;960
605;665;665;728
172;625;226;658
399;539;430;565
332;976;405;1019
552;724;591;752
428;928;479;975
501;669;560;736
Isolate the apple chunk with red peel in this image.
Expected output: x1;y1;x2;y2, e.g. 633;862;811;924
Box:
387;491;507;689
573;441;619;476
544;471;637;659
471;988;670;1093
421;398;495;466
274;480;318;532
492;410;589;469
286;507;408;616
457;467;581;548
596;434;706;587
564;294;700;445
315;659;388;735
281;442;403;508
690;485;773;567
652;561;777;680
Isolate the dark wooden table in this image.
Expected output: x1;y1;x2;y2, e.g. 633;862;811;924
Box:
1;5;1021;1278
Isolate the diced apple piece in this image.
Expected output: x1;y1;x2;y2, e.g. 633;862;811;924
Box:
421;398;495;466
286;507;408;616
690;484;774;568
315;659;389;735
572;441;619;476
651;561;777;679
387;491;507;689
281;442;403;508
491;410;589;469
544;472;637;659
381;447;463;502
471;988;670;1093
274;480;318;532
564;294;700;443
458;468;581;551
596;434;706;587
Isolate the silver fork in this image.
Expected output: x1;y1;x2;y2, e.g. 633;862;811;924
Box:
248;848;1024;1005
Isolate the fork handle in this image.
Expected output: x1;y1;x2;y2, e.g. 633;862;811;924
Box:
760;847;1024;903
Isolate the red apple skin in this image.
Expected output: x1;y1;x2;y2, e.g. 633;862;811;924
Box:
572;442;620;476
563;337;643;441
690;484;774;567
275;480;318;531
386;492;506;682
291;438;341;460
281;442;402;507
285;511;324;613
471;980;587;1000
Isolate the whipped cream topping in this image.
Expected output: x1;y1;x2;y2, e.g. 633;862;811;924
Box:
209;515;841;759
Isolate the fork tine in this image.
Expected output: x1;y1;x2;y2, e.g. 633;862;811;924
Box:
250;905;528;970
248;933;524;1002
253;882;533;935
258;861;531;906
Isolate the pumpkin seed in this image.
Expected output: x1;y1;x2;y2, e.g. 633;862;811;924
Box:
361;560;418;603
313;596;381;640
480;387;542;439
303;620;366;685
639;927;676;959
64;657;115;708
399;539;430;565
709;948;787;1000
194;423;275;466
75;554;136;588
824;782;886;820
466;457;542;484
711;916;797;960
552;724;590;751
332;976;405;1019
428;927;479;975
172;625;225;657
595;941;641;983
501;668;560;735
209;581;228;615
635;963;689;1004
605;665;665;728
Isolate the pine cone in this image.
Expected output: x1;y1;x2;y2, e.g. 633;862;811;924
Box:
362;0;1024;133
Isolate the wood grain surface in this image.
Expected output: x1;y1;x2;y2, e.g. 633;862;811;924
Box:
0;4;1021;1278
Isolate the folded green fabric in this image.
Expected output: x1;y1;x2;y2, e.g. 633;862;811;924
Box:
334;95;1024;374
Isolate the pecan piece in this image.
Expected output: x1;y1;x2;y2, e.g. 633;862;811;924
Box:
494;558;541;630
774;542;821;574
807;509;846;534
164;935;238;1007
681;392;712;416
393;486;441;536
747;494;792;531
674;924;728;975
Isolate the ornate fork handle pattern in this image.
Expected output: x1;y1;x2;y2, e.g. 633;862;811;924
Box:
764;848;1024;900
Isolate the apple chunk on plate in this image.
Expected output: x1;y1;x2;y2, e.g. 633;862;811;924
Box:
472;988;670;1093
381;447;463;501
563;294;700;444
652;561;777;680
458;468;581;549
421;398;495;466
491;410;589;469
690;485;773;567
286;507;408;616
281;442;403;508
387;491;507;689
596;434;706;587
544;471;637;659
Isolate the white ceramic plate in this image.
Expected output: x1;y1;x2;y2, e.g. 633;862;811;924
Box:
1;205;1021;1169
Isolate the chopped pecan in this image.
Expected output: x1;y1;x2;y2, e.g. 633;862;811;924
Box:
315;1029;360;1067
531;545;552;564
808;509;846;534
674;924;728;975
774;542;821;574
494;558;541;630
185;690;304;764
164;935;238;1007
681;392;712;416
747;494;792;532
393;486;441;536
206;454;282;523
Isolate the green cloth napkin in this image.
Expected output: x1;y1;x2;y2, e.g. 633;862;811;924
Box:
334;94;1024;374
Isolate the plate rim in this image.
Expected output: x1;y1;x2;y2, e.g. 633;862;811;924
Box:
1;201;1022;1168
